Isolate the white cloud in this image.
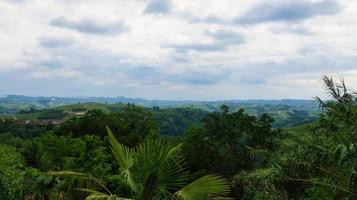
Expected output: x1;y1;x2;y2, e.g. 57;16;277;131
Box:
0;0;356;100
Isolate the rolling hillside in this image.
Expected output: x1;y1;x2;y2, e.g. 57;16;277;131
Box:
0;100;320;136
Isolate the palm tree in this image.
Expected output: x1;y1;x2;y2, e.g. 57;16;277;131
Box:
50;127;230;200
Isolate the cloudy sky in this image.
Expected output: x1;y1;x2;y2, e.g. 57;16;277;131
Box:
0;0;356;100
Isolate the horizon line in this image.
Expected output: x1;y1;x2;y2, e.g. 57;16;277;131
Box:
0;94;320;102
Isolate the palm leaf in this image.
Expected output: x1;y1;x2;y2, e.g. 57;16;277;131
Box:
86;194;133;200
48;171;92;178
134;139;189;198
106;126;137;191
107;126;134;170
174;175;230;200
48;171;112;195
76;188;106;195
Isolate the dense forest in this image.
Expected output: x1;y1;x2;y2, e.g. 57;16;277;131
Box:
1;76;356;199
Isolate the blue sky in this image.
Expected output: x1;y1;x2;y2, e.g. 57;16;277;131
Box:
0;0;356;100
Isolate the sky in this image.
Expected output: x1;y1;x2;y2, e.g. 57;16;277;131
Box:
0;0;357;100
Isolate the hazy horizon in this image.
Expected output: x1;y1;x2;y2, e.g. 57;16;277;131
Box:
1;0;356;99
0;94;321;102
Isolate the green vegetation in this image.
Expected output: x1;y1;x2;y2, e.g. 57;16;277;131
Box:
182;105;279;176
2;100;318;137
1;96;319;129
50;128;230;200
0;145;25;199
154;107;207;136
1;76;356;199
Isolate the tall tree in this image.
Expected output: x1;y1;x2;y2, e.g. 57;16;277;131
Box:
182;105;279;175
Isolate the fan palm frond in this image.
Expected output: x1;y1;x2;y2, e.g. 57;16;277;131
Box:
174;175;230;200
85;193;133;200
107;126;137;191
134;139;189;199
48;171;112;195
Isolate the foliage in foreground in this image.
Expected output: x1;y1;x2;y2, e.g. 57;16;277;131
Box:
233;76;357;199
50;127;230;200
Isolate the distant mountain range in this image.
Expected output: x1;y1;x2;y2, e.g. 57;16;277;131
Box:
0;95;319;111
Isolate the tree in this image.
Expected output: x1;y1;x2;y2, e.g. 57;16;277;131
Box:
50;127;230;200
34;133;112;176
182;105;279;175
57;106;158;147
292;76;357;198
153;107;207;136
248;76;357;199
0;145;25;199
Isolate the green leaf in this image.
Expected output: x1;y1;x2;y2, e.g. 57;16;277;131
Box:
174;175;230;200
85;194;133;200
48;171;112;195
134;139;189;198
106;126;137;191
